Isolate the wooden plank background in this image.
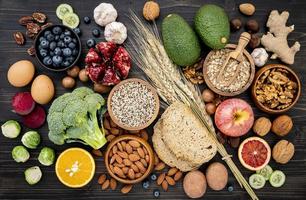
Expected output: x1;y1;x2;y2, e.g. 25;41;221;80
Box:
0;0;305;199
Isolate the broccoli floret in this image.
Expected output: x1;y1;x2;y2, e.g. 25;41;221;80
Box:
47;87;107;149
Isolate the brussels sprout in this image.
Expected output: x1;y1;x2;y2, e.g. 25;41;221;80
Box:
38;147;55;166
24;166;42;185
12;145;30;163
1;120;21;138
21;131;41;149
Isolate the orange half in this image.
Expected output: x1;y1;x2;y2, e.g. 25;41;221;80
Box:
55;148;95;188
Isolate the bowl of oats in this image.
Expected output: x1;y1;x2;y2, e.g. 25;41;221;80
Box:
203;44;255;96
107;78;160;130
251;64;301;114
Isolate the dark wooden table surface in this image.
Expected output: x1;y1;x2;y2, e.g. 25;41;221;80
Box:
1;0;306;199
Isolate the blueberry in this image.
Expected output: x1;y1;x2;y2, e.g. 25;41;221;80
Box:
55;35;60;41
66;56;75;63
153;189;160;198
227;184;234;192
92;28;100;37
39;37;45;42
38;45;43;50
83;16;91;24
150;173;157;181
54;47;62;56
57;41;65;48
49;41;56;50
44;30;51;37
68;42;76;49
64;30;71;36
52;26;62;35
72;38;77;43
64;36;72;44
86;38;96;48
49;51;54;56
43;56;52;65
72;49;78;56
62;60;71;67
63;48;72;57
40;40;49;49
39;49;48;57
52;55;63;65
142;180;150;189
73;27;81;36
60;33;65;39
46;34;55;42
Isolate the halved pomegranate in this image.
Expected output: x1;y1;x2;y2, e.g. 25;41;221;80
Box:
238;137;271;171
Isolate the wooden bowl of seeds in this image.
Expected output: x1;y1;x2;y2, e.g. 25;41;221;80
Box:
105;135;155;184
251;64;301;114
203;44;255;96
107;78;160;131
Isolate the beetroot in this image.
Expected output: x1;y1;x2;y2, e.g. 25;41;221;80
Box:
22;105;46;129
85;41;131;85
12;92;35;115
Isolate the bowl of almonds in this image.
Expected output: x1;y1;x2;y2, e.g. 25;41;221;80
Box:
251;64;301;114
105;135;155;184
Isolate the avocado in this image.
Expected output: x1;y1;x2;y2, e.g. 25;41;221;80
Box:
194;4;230;49
162;14;201;66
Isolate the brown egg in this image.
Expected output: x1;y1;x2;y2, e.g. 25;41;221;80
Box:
31;75;54;104
7;60;35;87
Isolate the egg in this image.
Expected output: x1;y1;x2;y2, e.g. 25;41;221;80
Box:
7;60;35;87
31;75;55;104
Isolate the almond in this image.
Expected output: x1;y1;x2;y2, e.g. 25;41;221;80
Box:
115;154;123;164
129;140;141;148
123;158;132;166
165;176;175;186
140;129;149;141
131;164;139;173
112;145;118;154
157;173;166;185
110;164;114;173
121;141;127;150
122;167;129;174
92;149;103;157
113;166;125;178
167;167;178;176
109;150;113;157
118;151;128;159
162;180;168;191
121;184;133;194
129;154;140;162
110;155;116;164
128;168;135;179
145;154;150;163
140;158;148;168
110;118;117;128
174;171;183;181
114;163;125;168
126;144;133;154
154;162;165;171
110;178;117;190
110;128;120;135
103;118;111;130
98;174;107;184
101;179;110;190
137;148;145;158
135;172;143;178
143;147;148;155
117;142;123;152
135;161;146;173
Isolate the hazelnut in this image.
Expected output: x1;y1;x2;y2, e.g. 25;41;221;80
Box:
143;1;160;21
230;18;242;31
67;66;80;78
272;115;293;137
205;103;216;115
246;19;259;33
62;76;76;89
94;83;111;94
78;69;89;82
202;89;215;103
248;34;261;49
272;140;295;164
239;3;255;16
253;117;271;136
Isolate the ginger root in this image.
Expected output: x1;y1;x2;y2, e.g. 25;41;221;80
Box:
261;10;300;65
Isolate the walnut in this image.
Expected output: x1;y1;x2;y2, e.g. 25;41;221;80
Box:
253;117;271;136
143;1;160;21
272;140;295;164
183;61;204;85
272;115;293;136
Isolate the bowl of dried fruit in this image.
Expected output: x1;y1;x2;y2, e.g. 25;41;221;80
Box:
203;44;255;96
105;135;155;184
251;64;301;114
107;78;160;131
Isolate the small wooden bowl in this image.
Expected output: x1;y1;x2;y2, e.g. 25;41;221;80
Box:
251;64;301;114
104;135;155;184
107;78;160;131
203;44;255;96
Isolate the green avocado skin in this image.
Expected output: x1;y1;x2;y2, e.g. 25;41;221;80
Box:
162;14;201;66
194;4;230;49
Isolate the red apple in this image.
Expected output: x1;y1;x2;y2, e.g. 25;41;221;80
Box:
214;98;254;137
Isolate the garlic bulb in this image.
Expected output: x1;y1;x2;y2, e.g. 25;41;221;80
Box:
251;48;269;67
104;22;127;44
93;3;117;27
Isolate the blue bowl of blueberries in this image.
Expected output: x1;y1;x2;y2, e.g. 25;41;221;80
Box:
34;25;81;71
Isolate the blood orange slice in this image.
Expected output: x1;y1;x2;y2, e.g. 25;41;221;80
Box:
238;137;271;171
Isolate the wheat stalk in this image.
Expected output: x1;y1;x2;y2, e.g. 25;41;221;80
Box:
126;11;258;200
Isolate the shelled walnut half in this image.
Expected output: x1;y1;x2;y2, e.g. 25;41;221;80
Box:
183;60;204;85
255;68;298;110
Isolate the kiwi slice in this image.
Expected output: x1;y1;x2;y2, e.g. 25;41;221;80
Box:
62;13;80;29
269;170;286;188
249;174;266;189
256;165;273;181
56;4;73;20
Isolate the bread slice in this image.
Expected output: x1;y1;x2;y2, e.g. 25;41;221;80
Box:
160;102;217;166
152;120;198;172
